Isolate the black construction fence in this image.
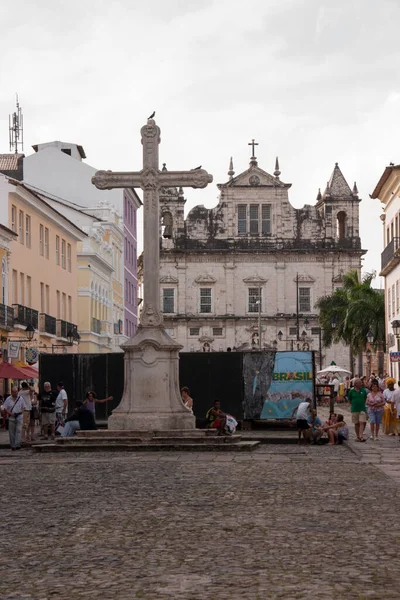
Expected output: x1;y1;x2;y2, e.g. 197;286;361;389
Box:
39;350;315;423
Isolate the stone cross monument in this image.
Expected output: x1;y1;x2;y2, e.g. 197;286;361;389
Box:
92;119;213;430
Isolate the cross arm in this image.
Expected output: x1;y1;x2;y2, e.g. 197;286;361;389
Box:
159;169;213;189
92;170;143;190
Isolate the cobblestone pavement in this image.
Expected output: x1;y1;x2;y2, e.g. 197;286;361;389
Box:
1;441;400;600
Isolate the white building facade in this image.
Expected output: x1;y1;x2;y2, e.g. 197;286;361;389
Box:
158;156;365;370
371;164;400;379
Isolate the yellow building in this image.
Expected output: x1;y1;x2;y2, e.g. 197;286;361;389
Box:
0;174;85;361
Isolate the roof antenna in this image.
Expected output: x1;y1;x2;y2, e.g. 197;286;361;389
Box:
9;94;24;154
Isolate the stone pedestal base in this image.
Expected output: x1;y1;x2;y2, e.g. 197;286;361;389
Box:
108;325;195;431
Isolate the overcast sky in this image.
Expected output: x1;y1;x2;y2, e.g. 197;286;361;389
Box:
1;0;399;281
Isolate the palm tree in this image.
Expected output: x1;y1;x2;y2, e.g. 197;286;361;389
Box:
316;270;385;371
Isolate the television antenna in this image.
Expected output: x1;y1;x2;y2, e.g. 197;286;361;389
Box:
9;94;24;154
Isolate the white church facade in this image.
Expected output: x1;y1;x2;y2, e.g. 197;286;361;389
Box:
157;152;365;370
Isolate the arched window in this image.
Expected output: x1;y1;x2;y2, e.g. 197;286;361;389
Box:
2;257;7;305
337;211;347;240
161;212;173;239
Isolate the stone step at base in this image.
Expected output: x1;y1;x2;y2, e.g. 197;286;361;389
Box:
32;441;260;453
57;435;241;445
76;429;219;438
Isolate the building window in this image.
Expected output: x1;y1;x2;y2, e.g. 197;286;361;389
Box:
397;281;400;314
248;287;261;313
68;295;72;321
25;215;31;248
11;205;17;233
392;284;395;317
289;327;297;336
388;288;391;319
262;204;271;234
12;270;17;304
249;205;259;234
162;288;175;313
56;236;60;265
19;273;24;305
45;285;50;313
62;293;66;319
213;327;223;336
311;327;320;336
26;276;31;307
56;290;60;318
61;239;66;269
40;282;45;313
189;327;200;336
238;205;247;234
19;210;24;244
39;225;44;256
199;288;212;313
44;227;49;259
2;258;7;304
67;243;71;272
299;287;311;312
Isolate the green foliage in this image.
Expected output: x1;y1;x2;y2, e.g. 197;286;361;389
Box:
315;270;385;354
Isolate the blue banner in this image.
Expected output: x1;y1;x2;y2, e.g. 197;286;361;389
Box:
259;351;314;419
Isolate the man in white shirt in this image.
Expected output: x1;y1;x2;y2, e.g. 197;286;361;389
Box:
3;386;27;450
291;400;311;444
55;382;68;428
391;387;400;437
19;381;33;442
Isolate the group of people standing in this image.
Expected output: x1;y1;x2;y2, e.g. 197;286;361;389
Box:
0;382;113;450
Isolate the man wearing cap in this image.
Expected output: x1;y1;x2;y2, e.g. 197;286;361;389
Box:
55;382;68;429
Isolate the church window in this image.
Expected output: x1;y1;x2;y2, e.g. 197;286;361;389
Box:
289;327;297;336
311;327;321;336
189;327;200;336
161;212;173;239
262;204;271;234
213;327;223;336
238;205;247;234
248;287;261;313
298;287;311;312
162;288;175;313
337;211;347;240
200;288;212;313
249;205;259;234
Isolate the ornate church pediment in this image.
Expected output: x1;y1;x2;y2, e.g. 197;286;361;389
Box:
332;273;344;283
160;274;178;283
220;166;289;189
194;274;217;284
294;275;316;283
199;335;214;343
243;275;268;284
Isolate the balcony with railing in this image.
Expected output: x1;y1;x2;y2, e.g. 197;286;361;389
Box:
381;237;400;276
0;304;14;330
39;313;57;335
13;304;39;329
56;319;77;339
92;317;102;334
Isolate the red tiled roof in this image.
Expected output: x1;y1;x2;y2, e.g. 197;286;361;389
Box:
0;153;24;170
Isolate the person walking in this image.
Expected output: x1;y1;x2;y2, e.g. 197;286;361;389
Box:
366;379;385;441
3;386;26;450
38;382;57;440
382;378;397;435
55;382;68;430
348;378;368;442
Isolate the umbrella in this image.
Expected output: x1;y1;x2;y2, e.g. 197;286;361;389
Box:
20;366;39;379
0;362;34;379
317;366;352;376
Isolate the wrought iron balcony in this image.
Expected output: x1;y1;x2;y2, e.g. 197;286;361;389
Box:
56;319;77;339
39;313;57;335
13;304;38;329
92;317;102;334
381;237;400;276
0;303;14;330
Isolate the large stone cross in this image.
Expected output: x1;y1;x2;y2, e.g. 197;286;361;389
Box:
93;118;212;329
92;119;213;431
